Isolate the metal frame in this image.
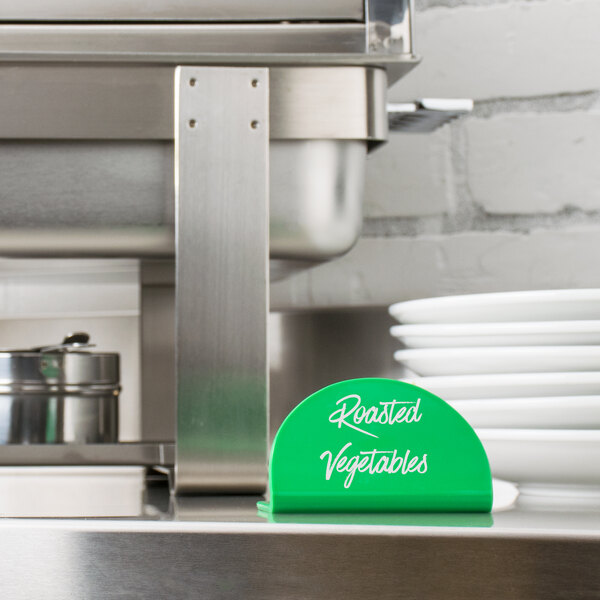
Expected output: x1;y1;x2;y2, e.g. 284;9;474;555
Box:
174;67;269;494
0;0;365;21
0;0;418;85
0;65;387;141
0;4;415;490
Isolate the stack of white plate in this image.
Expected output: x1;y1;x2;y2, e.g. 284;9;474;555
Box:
389;289;600;504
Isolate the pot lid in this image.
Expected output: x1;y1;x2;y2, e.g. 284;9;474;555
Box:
0;333;119;387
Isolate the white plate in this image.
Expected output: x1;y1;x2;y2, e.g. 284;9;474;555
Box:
449;396;600;429
402;372;600;400
492;478;519;512
390;321;600;348
514;484;600;507
389;289;600;324
477;429;600;488
394;346;600;377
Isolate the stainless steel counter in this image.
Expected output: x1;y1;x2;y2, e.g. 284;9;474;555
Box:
0;486;598;599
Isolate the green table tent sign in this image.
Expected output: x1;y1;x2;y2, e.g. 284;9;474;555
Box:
258;378;493;513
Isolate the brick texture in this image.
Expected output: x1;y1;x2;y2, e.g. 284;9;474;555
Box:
365;127;453;218
466;112;600;214
390;0;600;102
273;0;600;310
272;228;600;310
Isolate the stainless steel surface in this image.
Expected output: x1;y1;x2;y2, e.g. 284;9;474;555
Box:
0;139;367;262
34;332;93;352
0;3;414;484
0;394;117;444
0;25;369;61
0;493;597;599
269;67;388;144
0;343;120;444
270;309;402;438
0;351;119;388
0;66;387;142
368;0;414;54
0;0;364;21
174;67;268;493
0;228;174;258
270;140;365;260
388;98;474;133
0;65;385;262
141;271;175;442
0;442;174;466
0;0;416;67
139;303;401;444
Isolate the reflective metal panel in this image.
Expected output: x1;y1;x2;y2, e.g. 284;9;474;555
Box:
269;67;387;143
0;394;118;444
0;139;366;261
0;65;175;140
0;65;387;142
0;0;363;22
174;67;268;493
368;0;414;54
270;140;364;260
0;24;367;61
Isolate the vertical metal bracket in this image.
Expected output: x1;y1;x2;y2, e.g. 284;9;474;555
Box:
174;67;269;494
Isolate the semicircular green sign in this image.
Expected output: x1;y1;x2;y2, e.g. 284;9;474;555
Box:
258;378;492;513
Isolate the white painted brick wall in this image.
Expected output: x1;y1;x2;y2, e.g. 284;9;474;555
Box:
273;0;600;309
466;112;600;214
390;0;600;101
364;127;453;218
271;228;600;309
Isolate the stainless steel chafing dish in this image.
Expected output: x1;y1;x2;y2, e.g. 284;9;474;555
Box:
0;0;418;495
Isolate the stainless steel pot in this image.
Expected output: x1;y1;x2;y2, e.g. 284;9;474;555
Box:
0;334;119;444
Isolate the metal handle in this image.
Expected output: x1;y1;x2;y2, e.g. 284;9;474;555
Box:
387;98;473;133
32;332;95;353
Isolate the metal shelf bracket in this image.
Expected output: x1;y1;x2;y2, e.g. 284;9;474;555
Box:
174;67;269;494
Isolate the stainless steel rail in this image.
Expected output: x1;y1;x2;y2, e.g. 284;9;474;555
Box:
0;0;364;21
0;443;175;466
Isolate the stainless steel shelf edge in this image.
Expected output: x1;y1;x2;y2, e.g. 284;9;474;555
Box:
0;513;597;599
0;0;365;21
0;443;175;466
0;22;419;59
174;67;269;494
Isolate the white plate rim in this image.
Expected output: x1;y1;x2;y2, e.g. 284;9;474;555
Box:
389;289;600;321
394;345;600;361
390;320;600;338
475;429;600;442
449;394;600;405
401;372;600;399
403;371;600;386
449;396;600;428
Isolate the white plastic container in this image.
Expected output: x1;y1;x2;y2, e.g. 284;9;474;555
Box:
0;466;145;517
